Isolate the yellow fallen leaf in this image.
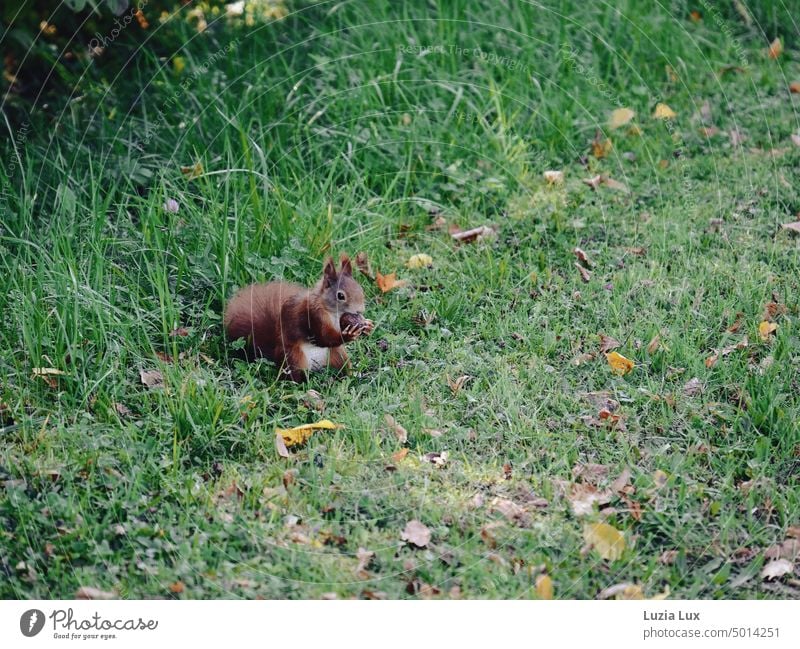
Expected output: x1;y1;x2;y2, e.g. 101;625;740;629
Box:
172;56;186;75
583;522;626;561
376;271;409;293
591;135;613;158
608;108;635;130
406;253;433;269
276;419;343;447
543;170;564;184
653;103;677;120
606;351;634;375
535;574;554;599
768;38;783;59
758;321;777;342
180;162;203;179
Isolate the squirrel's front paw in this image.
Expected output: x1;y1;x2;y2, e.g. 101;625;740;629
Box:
361;319;375;336
341;324;362;342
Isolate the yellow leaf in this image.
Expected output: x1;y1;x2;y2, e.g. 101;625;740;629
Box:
608;108;635;130
583;522;626;561
406;253;433;269
653;103;677;120
376;271;409;293
768;38;783;59
180;162;203;179
606;351;634;375
535;574;554;599
32;367;66;376
276;419;343;447
172;56;186;75
591;135;613;158
758;320;777;342
543;170;564;184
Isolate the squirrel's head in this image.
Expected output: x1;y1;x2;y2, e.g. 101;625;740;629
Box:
318;254;366;318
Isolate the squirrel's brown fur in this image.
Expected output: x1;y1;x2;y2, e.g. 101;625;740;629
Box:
224;254;373;381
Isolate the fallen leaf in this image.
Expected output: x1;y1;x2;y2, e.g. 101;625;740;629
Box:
573;247;593;267
450;224;496;243
139;369;164;389
575;262;591;283
376;271;409;293
699;125;720;137
422;451;448;467
392;448;409;462
490;497;528;524
659;550;679;565
535;574;554;599
447;374;472;394
598;334;621;353
782;222;800;234
180;162;203;179
758;321;777;342
583;522;626;561
602;176;630;192
76;586;116;600
790;81;800;94
761;559;793;580
406;253;433;269
276;419;343;447
598;582;644;599
606;351;634;375
791;134;800;148
384;414;408;444
768;37;783;59
401;520;431;548
572;463;610;484
355;547;374;576
169;581;185;594
32;367;65;376
608;108;635;130
653;103;677;120
274;432;290;458
653;469;668;488
569;483;611;516
582;175;602;190
544;170;564;184
646;333;661;354
683;377;703;397
689;10;702;22
591;131;613;158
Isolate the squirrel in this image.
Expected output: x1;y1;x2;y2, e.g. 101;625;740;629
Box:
224;254;374;381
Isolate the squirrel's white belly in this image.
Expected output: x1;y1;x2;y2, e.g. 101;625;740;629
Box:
301;343;330;371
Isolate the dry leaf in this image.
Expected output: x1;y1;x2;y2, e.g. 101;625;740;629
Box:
276;419;343;447
180;162;203;179
599;334;621;353
274;432;290;458
406;253;433;269
392;448;409;462
384;414;408;444
689;10;702;22
653;103;677;120
598;582;644;599
569;483;611;516
582;175;602;190
573;247;593;267
602;176;630;192
422;451;448;467
139;369;164;389
768;38;783;59
490;497;528;523
535;574;554;599
758;321;777;342
646;333;661;354
606;351;634;375
608;108;635;130
76;586;116;600
32;367;66;376
401;520;431;548
376;271;409;293
659;550;678;565
683;377;703;397
791;134;800;148
591;132;613;158
782;222;800;234
761;559;793;580
447;374;472;394
653;469;668;488
575;262;591;283
583;522;626;561
169;581;185;594
544;170;564;184
451;224;496;243
355;547;374;575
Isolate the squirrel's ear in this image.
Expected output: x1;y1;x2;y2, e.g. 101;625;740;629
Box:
339;253;353;276
322;257;337;286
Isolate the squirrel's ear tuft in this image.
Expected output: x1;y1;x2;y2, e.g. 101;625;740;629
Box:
339;253;353;276
323;257;337;286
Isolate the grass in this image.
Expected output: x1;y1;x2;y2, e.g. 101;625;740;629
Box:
1;0;799;599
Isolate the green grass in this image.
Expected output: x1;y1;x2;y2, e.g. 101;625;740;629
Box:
1;0;799;599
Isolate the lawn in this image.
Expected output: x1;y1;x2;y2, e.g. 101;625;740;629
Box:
1;0;799;599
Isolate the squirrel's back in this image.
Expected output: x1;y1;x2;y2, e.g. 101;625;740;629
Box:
224;282;306;360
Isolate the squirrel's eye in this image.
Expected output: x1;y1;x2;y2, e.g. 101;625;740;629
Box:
336;290;346;301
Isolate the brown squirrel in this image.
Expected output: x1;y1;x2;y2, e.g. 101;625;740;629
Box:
224;254;374;381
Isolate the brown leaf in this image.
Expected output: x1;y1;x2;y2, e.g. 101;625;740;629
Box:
683;377;703;397
768;38;783;59
169;327;190;337
376;271;409;293
572;463;609;484
599;334;621;353
761;559;793;580
274;432;290;458
575;262;591;283
610;468;632;494
139;369;164;389
422;451;448;467
790;82;800;94
646;333;661;354
392;448;409;463
180;162;204;179
781;221;800;234
355;547;374;575
659;549;679;565
490;497;529;525
76;586;116;600
582;175;602;190
169;581;185;594
384;414;408;444
447;374;472;394
573;247;593;267
591;131;613;158
113;402;132;417
450;224;497;243
401;520;431;548
568;483;611;516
